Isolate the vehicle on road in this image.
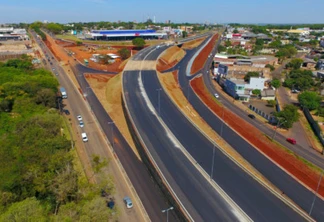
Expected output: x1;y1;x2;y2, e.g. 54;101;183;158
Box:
214;93;219;98
248;114;256;119
79;121;84;128
59;87;67;99
52;68;55;71
286;138;296;144
55;72;58;76
81;133;88;142
77;115;83;121
123;196;133;209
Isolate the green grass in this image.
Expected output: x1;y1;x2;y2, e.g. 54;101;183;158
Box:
56;34;166;46
61;115;72;141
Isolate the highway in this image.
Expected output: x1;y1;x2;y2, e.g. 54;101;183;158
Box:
31;31;175;221
123;42;306;221
175;34;324;220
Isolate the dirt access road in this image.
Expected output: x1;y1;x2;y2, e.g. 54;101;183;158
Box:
42;33;149;222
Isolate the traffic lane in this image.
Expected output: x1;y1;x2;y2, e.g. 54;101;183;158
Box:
203;75;324;170
184;73;324;221
142;71;305;221
79;73;170;222
123;71;243;222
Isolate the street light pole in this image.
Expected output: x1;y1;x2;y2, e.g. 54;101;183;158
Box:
108;121;114;149
309;172;323;216
210;145;216;180
162;206;174;222
156;88;162;116
271;119;286;140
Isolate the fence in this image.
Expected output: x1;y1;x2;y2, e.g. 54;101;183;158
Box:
303;108;324;151
248;104;276;123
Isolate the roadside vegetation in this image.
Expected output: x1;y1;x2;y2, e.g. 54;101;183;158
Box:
0;57;116;220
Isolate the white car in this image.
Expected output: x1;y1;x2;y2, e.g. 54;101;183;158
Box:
214;93;219;98
77;115;82;121
79;121;84;128
81;133;88;142
123;196;133;209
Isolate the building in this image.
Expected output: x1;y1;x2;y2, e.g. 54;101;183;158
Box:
0;27;28;41
85;29;167;41
287;29;310;35
261;89;276;101
214;54;278;67
224;78;250;101
245;77;266;91
316;59;324;70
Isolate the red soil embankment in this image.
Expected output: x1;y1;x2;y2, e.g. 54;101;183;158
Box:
190;34;219;75
156;46;185;72
191;76;324;196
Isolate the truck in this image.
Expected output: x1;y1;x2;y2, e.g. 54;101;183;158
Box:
60;87;67;99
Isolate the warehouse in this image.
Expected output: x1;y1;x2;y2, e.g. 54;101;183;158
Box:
84;29;167;41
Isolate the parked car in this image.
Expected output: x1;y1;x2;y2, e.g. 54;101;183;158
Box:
248;114;256;119
81;133;88;142
107;200;115;209
286;138;296;144
79;121;84;128
77;115;83;121
63;109;70;115
123;196;133;209
214;93;219;98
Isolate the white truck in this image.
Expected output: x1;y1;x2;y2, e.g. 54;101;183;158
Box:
60;87;67;99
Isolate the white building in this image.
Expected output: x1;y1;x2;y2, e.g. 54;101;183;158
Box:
245;77;266;91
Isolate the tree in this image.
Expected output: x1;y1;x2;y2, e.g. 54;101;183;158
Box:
233;29;239;33
76;41;82;46
225;40;231;47
118;48;131;60
267;100;277;107
244;72;260;82
274;104;300;128
285;58;303;69
265;64;275;71
46;23;63;34
252;89;261;95
217;45;226;52
271;78;281;89
283;69;314;91
182;31;188;38
132;37;145;49
269;40;282;48
298;91;322;110
0;197;47;222
35;88;56;107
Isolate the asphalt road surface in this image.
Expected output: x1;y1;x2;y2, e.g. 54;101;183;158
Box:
122;43;305;221
32;31;174;222
174;36;324;221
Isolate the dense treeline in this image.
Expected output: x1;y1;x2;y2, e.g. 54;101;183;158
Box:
0;57;116;220
229;23;324;30
30;22;47;41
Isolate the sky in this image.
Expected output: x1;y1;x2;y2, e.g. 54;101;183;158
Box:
0;0;323;24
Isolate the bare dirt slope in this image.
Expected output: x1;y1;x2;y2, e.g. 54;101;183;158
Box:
85;73;140;160
182;37;206;50
156;46;186;72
